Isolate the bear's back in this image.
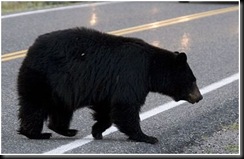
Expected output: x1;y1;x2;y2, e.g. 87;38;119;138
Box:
22;27;152;107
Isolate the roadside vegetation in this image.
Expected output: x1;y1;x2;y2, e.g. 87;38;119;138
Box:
1;1;94;15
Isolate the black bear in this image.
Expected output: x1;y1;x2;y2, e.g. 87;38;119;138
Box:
17;27;202;144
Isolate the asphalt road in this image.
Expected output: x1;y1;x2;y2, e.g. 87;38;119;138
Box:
1;1;240;155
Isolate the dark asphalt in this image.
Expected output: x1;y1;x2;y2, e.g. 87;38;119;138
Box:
1;1;239;154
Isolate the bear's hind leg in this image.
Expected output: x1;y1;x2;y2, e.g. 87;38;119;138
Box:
48;107;77;137
18;67;53;139
18;102;51;139
91;104;112;140
111;104;158;144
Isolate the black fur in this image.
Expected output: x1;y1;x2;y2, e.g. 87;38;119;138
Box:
17;27;202;144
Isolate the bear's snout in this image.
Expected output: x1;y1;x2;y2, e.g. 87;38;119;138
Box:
187;82;203;104
188;93;203;104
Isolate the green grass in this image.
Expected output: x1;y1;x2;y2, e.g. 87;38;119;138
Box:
1;1;94;15
225;144;239;153
222;122;239;131
228;122;239;131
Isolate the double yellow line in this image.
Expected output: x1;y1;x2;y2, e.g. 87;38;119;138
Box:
1;50;27;62
1;6;238;62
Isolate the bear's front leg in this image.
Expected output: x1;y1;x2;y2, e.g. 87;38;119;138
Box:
48;108;78;137
91;103;112;140
111;103;158;144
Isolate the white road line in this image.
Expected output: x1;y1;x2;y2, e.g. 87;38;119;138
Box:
1;2;122;19
44;73;239;154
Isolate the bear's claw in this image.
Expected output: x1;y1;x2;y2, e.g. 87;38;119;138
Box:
92;133;103;140
128;135;159;144
18;129;52;139
48;125;78;137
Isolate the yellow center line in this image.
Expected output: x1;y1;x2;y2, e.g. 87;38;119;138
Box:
1;6;238;62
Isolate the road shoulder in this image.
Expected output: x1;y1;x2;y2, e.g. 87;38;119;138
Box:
183;119;239;154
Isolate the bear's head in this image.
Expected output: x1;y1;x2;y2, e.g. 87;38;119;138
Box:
150;51;203;104
169;52;203;104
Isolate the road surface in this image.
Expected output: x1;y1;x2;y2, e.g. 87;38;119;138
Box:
1;1;240;155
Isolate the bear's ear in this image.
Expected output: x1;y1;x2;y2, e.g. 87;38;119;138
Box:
176;53;187;65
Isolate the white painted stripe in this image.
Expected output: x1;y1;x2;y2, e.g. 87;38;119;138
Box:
44;127;119;154
44;73;239;154
200;73;239;94
1;2;122;19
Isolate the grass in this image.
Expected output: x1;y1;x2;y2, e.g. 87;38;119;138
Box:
221;122;239;131
228;122;239;131
225;144;239;153
1;1;94;15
